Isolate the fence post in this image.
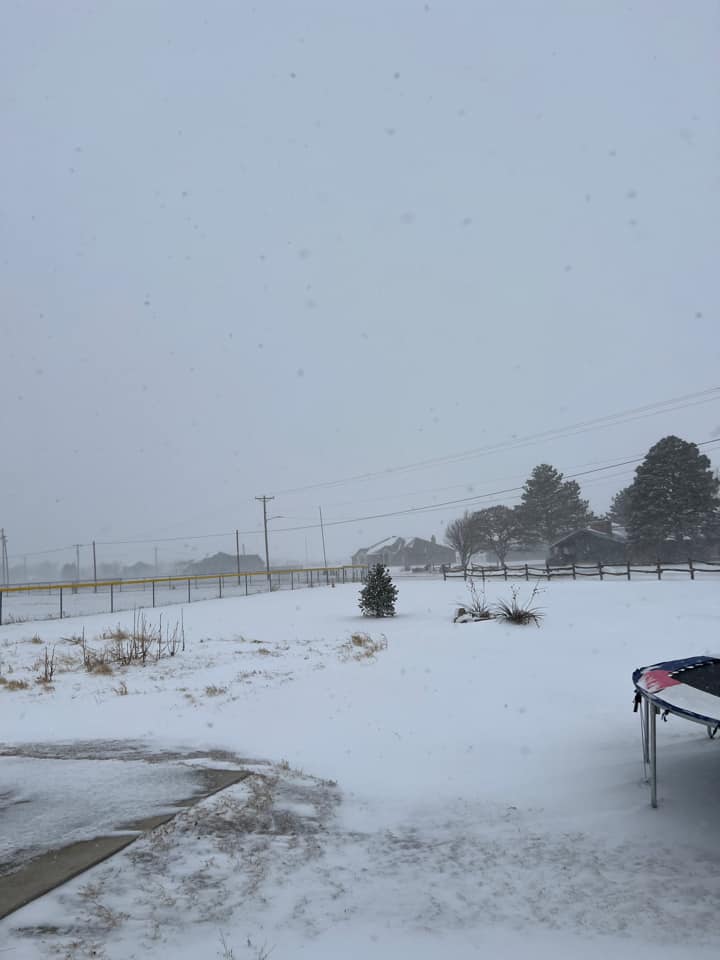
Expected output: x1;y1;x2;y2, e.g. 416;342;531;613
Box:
627;559;631;581
503;564;508;582
0;591;3;626
481;566;485;585
245;574;249;596
545;560;551;581
689;557;695;581
219;576;222;598
572;563;576;581
463;566;467;581
60;587;63;619
343;567;346;583
187;578;191;602
656;560;662;581
152;580;156;608
291;570;294;590
598;561;604;581
441;565;446;582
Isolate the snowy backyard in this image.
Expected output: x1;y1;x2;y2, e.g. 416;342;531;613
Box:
1;579;720;959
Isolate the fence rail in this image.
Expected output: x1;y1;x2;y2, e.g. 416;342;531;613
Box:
442;559;720;583
0;565;368;626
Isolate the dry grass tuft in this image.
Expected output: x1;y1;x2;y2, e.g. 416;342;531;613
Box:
3;678;30;691
339;632;388;661
205;684;227;697
112;681;129;696
101;624;131;641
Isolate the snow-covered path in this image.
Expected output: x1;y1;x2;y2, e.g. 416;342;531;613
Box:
1;579;720;958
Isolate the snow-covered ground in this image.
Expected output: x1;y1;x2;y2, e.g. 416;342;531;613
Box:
1;579;720;959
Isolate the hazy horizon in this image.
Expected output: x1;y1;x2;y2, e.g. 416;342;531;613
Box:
2;1;719;572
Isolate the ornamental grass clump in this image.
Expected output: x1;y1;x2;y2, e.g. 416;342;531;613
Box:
493;584;544;626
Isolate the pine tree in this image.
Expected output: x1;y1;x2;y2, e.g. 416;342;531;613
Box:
626;436;719;555
608;486;632;529
515;463;592;545
359;563;398;617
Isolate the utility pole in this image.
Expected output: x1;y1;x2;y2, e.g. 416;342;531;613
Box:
318;506;328;569
235;529;241;585
255;495;275;587
0;529;9;586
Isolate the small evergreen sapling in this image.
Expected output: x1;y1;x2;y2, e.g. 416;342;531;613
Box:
359;563;398;618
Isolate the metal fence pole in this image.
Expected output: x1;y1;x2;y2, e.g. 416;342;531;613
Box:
0;590;3;626
60;587;64;619
110;583;113;613
187;579;191;602
152;580;156;608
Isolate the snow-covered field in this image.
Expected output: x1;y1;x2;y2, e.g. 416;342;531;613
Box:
1;579;720;959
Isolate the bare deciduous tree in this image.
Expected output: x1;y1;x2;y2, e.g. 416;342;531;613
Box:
472;505;518;566
445;511;479;571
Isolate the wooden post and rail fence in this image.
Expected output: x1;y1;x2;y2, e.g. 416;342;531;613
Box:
441;559;720;583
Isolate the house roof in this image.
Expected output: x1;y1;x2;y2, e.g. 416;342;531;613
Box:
551;528;627;548
364;536;403;554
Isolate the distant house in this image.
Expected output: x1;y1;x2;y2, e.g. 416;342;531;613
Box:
122;561;155;579
183;551;265;576
352;537;405;567
352;536;455;569
548;521;627;566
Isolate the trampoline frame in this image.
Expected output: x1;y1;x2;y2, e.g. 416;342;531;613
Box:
633;659;720;808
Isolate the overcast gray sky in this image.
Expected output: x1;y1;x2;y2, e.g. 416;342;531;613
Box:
2;0;719;570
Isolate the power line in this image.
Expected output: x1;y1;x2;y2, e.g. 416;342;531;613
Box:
271;386;720;496
266;437;720;533
9;436;720;563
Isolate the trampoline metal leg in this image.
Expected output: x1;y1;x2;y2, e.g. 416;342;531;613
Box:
649;701;657;809
642;695;650;764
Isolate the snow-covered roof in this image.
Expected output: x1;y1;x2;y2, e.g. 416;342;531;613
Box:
365;536;404;554
552;527;627;547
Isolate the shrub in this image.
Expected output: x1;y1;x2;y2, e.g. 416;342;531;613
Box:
36;645;56;683
493;584;544;626
359;563;398;618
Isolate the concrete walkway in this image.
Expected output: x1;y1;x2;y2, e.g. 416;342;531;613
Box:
0;743;253;920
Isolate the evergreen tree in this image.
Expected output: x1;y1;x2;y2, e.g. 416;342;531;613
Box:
626;436;719;554
471;505;518;565
608;486;632;529
359;563;398;617
515;463;592;545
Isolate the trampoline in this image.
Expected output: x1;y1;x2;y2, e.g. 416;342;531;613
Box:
633;656;720;807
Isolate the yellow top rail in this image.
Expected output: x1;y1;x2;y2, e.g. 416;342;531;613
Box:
0;565;367;596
